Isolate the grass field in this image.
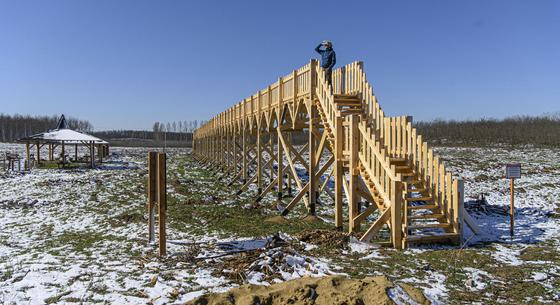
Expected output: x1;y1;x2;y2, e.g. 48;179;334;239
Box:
0;143;558;304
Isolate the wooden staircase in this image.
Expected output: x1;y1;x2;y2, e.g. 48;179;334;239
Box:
390;157;460;245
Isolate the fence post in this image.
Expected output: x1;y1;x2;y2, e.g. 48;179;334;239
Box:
147;152;157;244
158;152;167;257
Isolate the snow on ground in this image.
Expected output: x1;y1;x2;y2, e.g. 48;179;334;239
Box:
1;143;559;304
0;145;218;304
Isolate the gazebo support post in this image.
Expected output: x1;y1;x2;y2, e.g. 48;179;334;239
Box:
98;144;103;164
90;141;95;168
36;142;40;164
75;144;78;162
61;141;65;163
25;142;30;170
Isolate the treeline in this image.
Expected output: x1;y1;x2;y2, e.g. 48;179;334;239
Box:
152;120;205;134
0;113;92;143
415;114;560;147
92;130;192;142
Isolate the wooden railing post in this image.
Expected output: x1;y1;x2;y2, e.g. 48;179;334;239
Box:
452;179;464;240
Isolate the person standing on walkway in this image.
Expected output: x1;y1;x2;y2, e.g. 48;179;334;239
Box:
315;40;336;86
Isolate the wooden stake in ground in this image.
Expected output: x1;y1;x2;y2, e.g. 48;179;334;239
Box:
158;153;167;256
505;163;521;237
147;152;157;243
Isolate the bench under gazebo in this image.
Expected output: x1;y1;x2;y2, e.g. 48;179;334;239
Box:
18;115;109;169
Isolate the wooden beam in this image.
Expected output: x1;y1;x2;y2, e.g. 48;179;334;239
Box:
148;152;157;243
349;115;359;232
158;153;167;256
360;207;391;242
308;101;317;215
334;116;344;229
277;128;309;206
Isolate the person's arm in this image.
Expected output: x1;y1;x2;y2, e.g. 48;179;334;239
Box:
315;44;323;54
329;52;336;69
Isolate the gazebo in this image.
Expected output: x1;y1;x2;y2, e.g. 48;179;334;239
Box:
18;115;109;168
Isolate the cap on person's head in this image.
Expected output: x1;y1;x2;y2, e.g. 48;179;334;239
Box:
323;40;333;47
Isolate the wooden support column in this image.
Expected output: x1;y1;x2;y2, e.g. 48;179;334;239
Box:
233;132;238;173
390;177;403;250
61;141;65;163
334;117;344;229
36;142;40;164
75;144;78;161
277;126;284;200
286;133;293;196
48;144;52;161
225;131;230;170
269;132;275;183
308;102;317;215
256;127;262;194
348;115;360;232
99;144;103;163
25;142;30;169
242;127;247;183
89;141;94;168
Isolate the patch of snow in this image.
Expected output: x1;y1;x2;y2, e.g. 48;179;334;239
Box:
532;272;547;281
388;285;422;305
491;244;525;266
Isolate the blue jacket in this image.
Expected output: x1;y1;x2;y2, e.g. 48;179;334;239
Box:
315;44;336;70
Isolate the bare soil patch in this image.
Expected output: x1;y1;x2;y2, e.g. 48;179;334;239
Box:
185;275;396;305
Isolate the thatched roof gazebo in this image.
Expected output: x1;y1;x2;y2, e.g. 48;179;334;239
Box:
18;115;109;168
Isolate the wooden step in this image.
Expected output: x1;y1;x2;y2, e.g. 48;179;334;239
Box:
407;223;450;230
405;196;432;201
341;109;363;115
403;179;422;185
395;165;411;171
389;157;407;164
407;204;438;210
406;188;427;193
406;233;459;243
408;213;444;220
399;172;416;177
334;93;360;98
334;100;361;105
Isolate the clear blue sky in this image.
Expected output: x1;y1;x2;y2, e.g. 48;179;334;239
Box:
1;1;558;130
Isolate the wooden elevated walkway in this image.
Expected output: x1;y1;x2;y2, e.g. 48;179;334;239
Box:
193;60;475;249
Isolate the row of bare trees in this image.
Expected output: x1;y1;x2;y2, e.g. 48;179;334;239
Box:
415;114;560;147
152;120;205;141
0;113;93;143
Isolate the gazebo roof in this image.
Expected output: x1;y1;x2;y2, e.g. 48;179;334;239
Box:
18;115;108;144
